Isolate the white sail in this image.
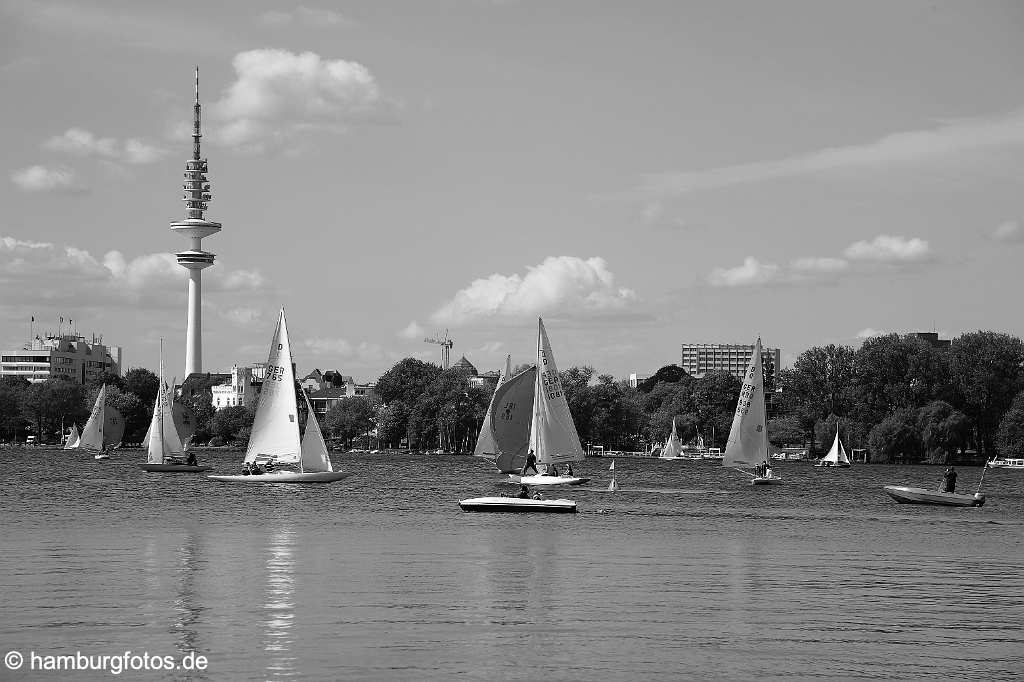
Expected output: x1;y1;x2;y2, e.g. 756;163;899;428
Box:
78;384;107;452
64;424;80;450
529;318;584;465
821;424;851;466
474;354;511;459
142;402;196;451
147;344;185;464
721;339;768;469
660;418;683;459
299;393;333;473
245;308;302;464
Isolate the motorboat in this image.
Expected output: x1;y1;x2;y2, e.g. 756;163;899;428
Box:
883;485;985;507
458;496;576;513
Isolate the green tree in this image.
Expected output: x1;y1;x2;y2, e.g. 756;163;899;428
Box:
375;358;442;406
108;389;145;444
124;367;160;409
324;397;377;447
692;371;740;448
949;331;1024;456
376;401;410;448
637;365;691;393
210;405;255;442
867;409;921;464
780;345;855;454
852;334;951;425
406;369;489;451
20;377;88;442
995;392;1024;458
916;400;971;464
768;416;804;446
0;376;30;441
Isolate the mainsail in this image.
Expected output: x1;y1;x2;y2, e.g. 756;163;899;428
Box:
147;345;185;464
245;308;302;464
474;354;511;460
821;424;851;466
491;366;538;473
529;318;584;465
103;406;125;448
64;424;80;450
299;393;333;473
660;417;683;459
77;384;107;452
721;339;768;469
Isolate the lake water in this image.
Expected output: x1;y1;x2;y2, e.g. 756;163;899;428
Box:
1;449;1022;681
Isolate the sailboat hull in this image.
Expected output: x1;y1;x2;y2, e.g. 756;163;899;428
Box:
883;485;985;507
459;496;577;513
751;476;783;485
139;464;211;473
508;474;590;486
208;471;353;484
93;453;110;460
814;461;851;468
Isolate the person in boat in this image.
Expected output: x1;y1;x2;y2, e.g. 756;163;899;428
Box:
532;490;543;500
517;484;531;499
941;467;957;493
764;464;773;479
250;462;264;475
564;463;574;477
521;451;539;476
265;459;275;472
186;451;198;466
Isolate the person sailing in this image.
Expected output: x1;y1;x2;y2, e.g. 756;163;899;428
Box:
521;450;539;476
941;467;957;493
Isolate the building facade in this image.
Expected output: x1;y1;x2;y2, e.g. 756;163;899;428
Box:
1;334;122;384
680;343;781;385
211;364;259;410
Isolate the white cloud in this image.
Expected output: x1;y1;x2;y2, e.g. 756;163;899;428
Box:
0;236;269;307
856;328;890;340
992;220;1024;243
707;257;781;287
209;49;385;151
398;320;425;340
302;337;390;365
430;256;637;325
630;109;1024;198
10;165;84;193
42;128;168;165
844;235;930;263
258;6;356;28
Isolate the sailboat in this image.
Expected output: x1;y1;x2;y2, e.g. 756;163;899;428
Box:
208;308;352;484
658;418;684;460
63;424;80;450
507;318;590;487
815;424;851;468
607;459;619;491
474;355;538;474
75;384;124;460
721;338;782;485
139;342;210;473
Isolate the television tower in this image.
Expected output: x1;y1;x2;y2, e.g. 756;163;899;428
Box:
171;67;221;377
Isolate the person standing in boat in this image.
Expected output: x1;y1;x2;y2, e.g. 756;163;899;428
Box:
521;450;539;476
941;467;957;493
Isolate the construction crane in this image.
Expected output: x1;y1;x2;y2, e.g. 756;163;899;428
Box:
424;329;454;370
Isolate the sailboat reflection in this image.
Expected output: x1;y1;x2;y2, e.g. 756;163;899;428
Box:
263;528;297;678
172;529;205;662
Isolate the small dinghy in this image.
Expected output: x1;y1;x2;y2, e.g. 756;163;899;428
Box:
139;341;211;473
209;470;353;484
722;339;784;487
458;496;576;513
73;385;123;461
883;486;985;507
508;473;589;486
207;308;351;485
751;475;783;486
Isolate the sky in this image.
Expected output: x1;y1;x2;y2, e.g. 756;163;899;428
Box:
3;0;1024;382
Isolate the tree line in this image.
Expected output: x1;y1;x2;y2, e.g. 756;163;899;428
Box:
6;329;1022;464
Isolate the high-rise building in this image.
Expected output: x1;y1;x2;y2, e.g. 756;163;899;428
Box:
680;342;781;385
1;333;122;384
171;67;221;379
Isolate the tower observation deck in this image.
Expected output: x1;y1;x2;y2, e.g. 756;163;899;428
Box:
171;67;221;377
